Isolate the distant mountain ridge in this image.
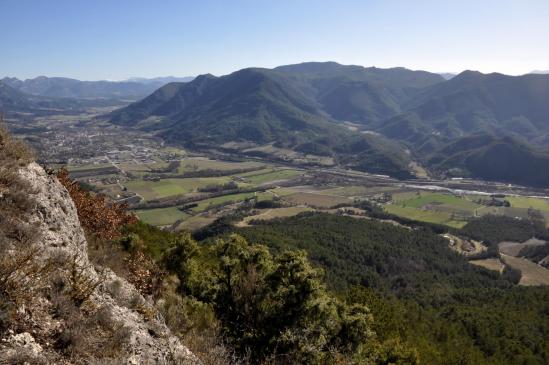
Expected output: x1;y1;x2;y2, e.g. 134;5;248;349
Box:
0;80;119;114
1;75;193;100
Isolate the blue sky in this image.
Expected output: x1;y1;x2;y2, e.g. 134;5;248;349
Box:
1;0;548;80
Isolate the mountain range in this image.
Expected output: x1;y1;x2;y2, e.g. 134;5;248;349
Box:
1;75;193;100
109;63;448;178
108;62;549;186
0;81;121;114
3;62;549;186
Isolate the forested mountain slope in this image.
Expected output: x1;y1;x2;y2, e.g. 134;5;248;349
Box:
108;62;549;185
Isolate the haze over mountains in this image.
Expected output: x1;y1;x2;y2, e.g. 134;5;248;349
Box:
3;62;549;186
0;80;121;112
1;75;193;100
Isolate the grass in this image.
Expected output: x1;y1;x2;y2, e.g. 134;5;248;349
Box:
384;192;480;228
124;177;233;201
394;192;480;212
134;207;190;226
506;196;549;211
284;192;351;208
500;254;549;286
241;169;301;185
237;168;274;177
477;206;531;219
498;239;546;256
190;191;271;213
237;207;314;226
177;215;217;231
469;258;505;273
384;204;467;228
267;187;301;197
178;158;263;173
118;162;168;173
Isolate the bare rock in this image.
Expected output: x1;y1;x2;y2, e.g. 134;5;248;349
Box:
1;163;200;364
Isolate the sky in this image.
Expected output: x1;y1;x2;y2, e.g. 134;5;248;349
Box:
1;0;548;80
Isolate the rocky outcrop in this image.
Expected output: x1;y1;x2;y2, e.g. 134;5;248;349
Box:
0;163;199;364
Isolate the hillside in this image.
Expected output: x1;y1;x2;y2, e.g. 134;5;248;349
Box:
110;66;416;178
0;128;198;363
275;62;444;123
112;62;444;129
429;134;549;186
378;71;549;147
108;63;549;185
0;81;36;110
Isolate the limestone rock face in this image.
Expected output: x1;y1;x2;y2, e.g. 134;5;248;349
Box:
19;163;88;256
0;163;199;364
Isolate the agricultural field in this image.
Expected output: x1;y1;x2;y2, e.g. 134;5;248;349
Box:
237;206;314;226
469;258;505;273
391;192;481;212
384;204;467;228
500;254;549;286
118;161;168;174
239;169;302;185
190;191;272;213
283;192;351;208
384;192;481;228
70;146;549;238
267;186;304;197
474;196;549;224
176;215;217;231
506;196;549;210
178;158;264;173
124;177;234;201
498;238;546;257
134;207;190;226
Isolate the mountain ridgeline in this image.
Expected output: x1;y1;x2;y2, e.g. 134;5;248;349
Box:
1;75;193;101
108;62;549;186
4;62;549;185
0;81;122;114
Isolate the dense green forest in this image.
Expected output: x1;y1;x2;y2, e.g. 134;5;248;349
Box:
232;213;508;294
459;214;548;246
124;222;418;364
191;213;549;365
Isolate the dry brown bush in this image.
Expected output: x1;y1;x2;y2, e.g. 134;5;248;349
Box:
56;168;137;241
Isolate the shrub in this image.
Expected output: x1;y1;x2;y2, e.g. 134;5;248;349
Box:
164;233;378;363
57;168;138;241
